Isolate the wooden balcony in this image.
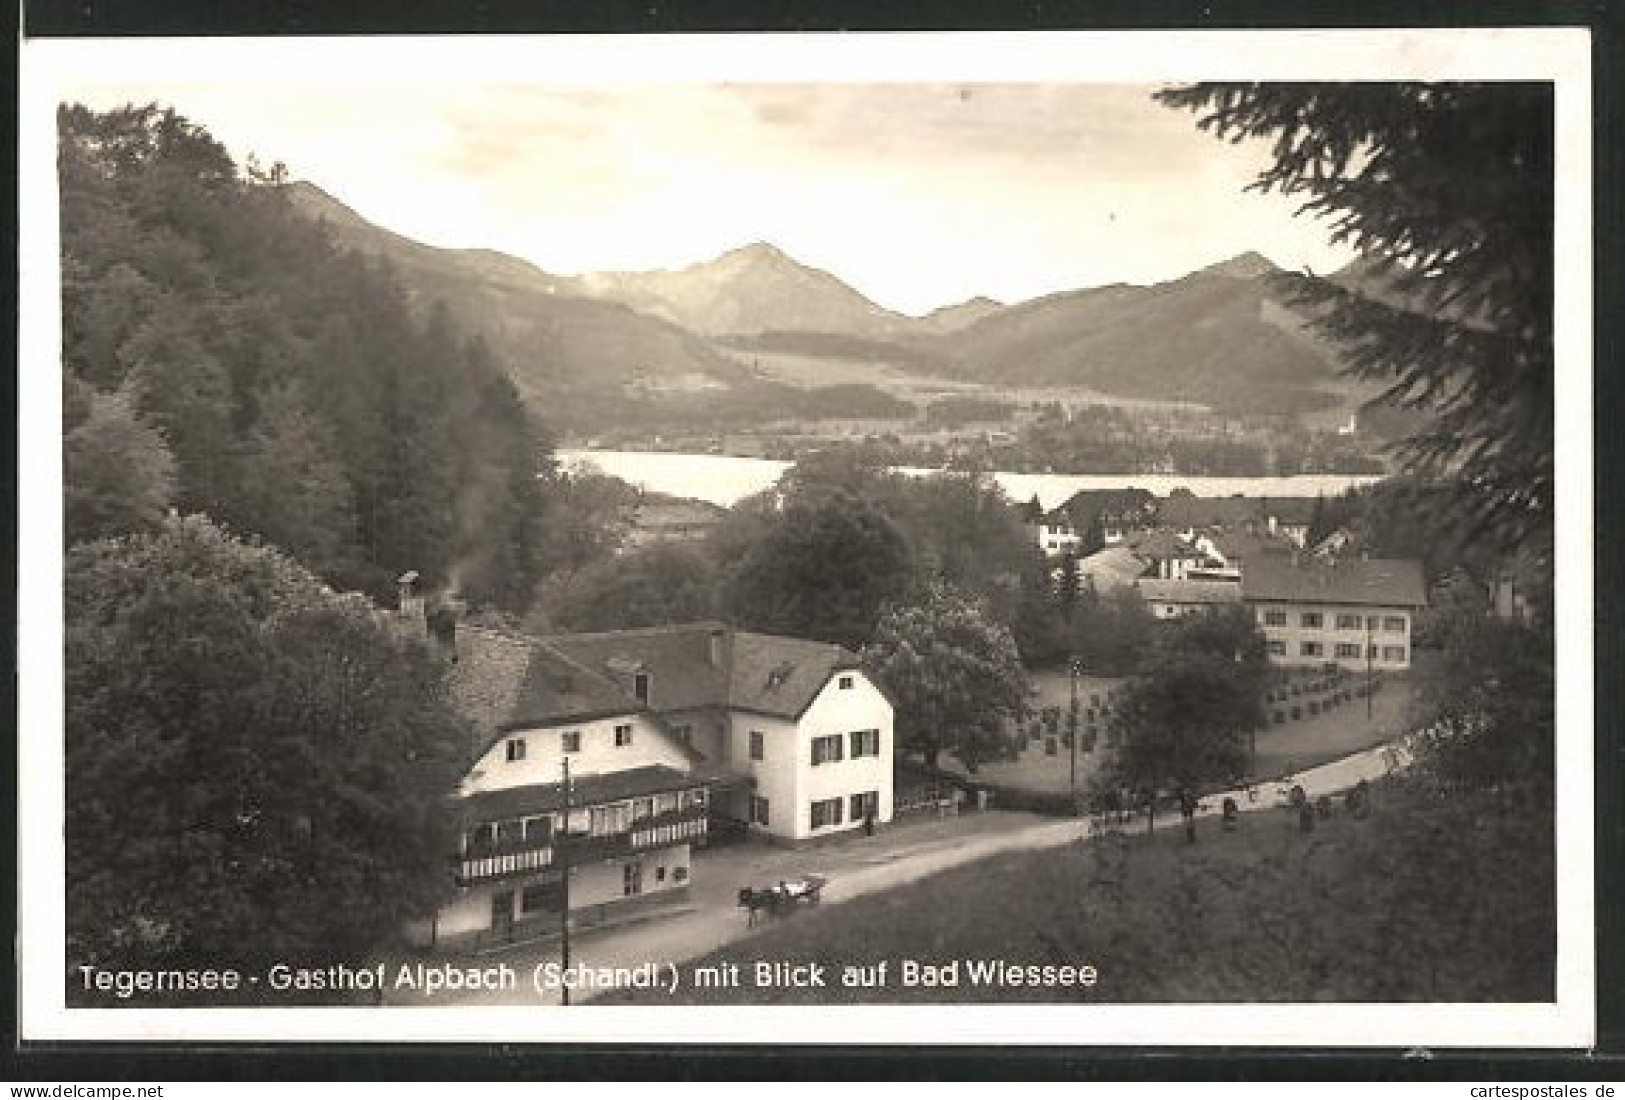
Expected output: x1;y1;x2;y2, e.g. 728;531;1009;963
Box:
456;804;708;885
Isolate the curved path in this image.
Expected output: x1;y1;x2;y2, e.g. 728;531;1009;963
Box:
389;729;1427;1006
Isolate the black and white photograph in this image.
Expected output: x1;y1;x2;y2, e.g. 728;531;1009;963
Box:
16;29;1597;1048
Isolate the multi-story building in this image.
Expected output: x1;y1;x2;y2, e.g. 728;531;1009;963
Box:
428;625;716;951
414;610;895;950
547;623;895;844
1241;555;1427;670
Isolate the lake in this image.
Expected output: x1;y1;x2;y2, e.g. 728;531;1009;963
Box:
556;449;1385;510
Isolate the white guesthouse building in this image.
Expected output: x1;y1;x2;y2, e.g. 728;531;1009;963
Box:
417;614;895;951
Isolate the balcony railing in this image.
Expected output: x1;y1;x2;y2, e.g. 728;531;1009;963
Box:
456;804;708;885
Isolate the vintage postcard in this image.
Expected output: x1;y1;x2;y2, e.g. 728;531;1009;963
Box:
17;28;1596;1048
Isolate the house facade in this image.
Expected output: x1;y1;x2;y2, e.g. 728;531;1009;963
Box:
545;623;895;844
1241;556;1427;670
429;626;714;951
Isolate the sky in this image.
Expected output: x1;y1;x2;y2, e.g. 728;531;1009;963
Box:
55;72;1370;316
32;29;1585;314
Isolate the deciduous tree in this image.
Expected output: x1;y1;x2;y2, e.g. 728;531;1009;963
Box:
65;516;466;992
862;582;1030;770
725;490;913;649
63;383;177;544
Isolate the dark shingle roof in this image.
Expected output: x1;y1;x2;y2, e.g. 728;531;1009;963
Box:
446;627;637;743
545;622;860;721
1129;529;1205;561
1241;556;1427;608
1158;495;1265;531
728;631;860;718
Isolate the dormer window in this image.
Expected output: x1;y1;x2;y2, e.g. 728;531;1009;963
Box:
838;675;854;690
634;672;650;703
505;738;526;763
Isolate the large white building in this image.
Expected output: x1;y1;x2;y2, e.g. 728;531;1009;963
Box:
1241;556;1427;670
547;623;895;844
416;615;894;951
427;625;714;951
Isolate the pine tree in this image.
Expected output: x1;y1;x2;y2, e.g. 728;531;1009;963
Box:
1157;83;1553;559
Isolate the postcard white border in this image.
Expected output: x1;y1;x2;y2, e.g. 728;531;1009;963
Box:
17;27;1596;1047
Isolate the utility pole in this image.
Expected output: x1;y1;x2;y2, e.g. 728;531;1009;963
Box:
559;755;572;1007
1069;656;1080;814
1365;616;1374;722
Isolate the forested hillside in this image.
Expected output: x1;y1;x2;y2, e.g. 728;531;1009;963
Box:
59;104;547;608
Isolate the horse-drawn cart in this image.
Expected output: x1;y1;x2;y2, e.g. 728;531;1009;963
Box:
738;874;828;924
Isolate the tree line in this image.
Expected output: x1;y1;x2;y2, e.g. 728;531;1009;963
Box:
60;103;546;609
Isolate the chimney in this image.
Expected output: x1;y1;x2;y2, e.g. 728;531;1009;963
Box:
397;571;424;625
425;593;465;661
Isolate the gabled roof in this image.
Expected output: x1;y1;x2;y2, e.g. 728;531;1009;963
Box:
1136;578;1243;605
1129;528;1206;561
447;627;638;743
1077;545;1149;588
727;630;863;718
1241;556;1427;608
1158;494;1264;531
544;621;863;721
1211;530;1294;563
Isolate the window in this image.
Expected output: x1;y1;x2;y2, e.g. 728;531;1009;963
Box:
505;738;526;763
1266;640;1287;657
634;672;650;703
561;731;581;753
850;790;879;822
750;795;771;826
1383;616;1407;633
749;730;765;761
810;797;844;830
623;862;642;896
1382;646;1408;662
632;798;653;822
849;728;881;758
656;866;667;883
1262;610;1288;626
1300;641;1323;658
1369;645;1380;659
1335;613;1362;630
1335;643;1362;659
466;823;497;856
522;816;551;844
614;723;633;747
811;733;844;766
1367;615;1380;630
671;723;693;747
838;675;855;690
1300;612;1323;629
591;804;632;836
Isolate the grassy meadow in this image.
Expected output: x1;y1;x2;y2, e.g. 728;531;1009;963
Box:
599;777;1554;1005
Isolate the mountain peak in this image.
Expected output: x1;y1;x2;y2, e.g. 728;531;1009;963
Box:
710;241;798;272
1197;251;1281;280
